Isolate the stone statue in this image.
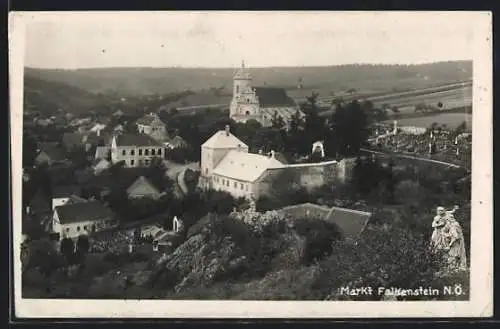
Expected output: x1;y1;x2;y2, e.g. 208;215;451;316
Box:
431;205;467;271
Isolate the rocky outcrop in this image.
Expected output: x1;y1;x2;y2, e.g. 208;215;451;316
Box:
148;211;309;295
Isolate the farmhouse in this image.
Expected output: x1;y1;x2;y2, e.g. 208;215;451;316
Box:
136;112;170;143
51;185;86;210
229;61;304;127
126;175;162;200
34;143;68;166
52;200;118;240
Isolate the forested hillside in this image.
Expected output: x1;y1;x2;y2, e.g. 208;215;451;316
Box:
25;61;472;96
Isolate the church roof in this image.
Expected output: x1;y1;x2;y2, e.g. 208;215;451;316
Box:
254;87;297;107
213;150;284;182
202;128;248;149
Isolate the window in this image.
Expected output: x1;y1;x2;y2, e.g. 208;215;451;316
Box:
234;181;237;188
245;185;249;191
158;148;162;155
77;226;80;231
122;150;126;156
130;160;135;166
236;86;239;93
151;149;156;156
84;225;87;230
139;160;144;166
131;149;135;156
245;111;250;116
240;183;244;190
145;159;150;166
66;228;69;232
145;149;149;156
139;148;143;156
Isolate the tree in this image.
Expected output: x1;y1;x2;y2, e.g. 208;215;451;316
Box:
76;235;90;257
327;100;369;157
60;237;75;264
293;218;343;264
385;157;396;204
271;111;286;130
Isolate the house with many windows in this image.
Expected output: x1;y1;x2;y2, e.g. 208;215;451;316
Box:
110;133;166;167
51;200;118;240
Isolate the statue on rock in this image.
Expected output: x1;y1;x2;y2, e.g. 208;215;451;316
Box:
431;205;467;272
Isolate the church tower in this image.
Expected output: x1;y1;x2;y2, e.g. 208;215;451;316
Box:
233;60;252;97
230;60;258;120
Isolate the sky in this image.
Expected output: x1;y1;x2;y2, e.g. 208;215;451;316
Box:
22;11;482;69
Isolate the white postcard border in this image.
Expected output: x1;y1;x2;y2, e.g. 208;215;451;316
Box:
10;11;493;318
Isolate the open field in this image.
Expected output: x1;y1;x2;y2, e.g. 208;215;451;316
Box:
383;112;472;131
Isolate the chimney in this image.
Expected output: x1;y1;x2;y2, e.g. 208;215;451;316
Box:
225;125;230;136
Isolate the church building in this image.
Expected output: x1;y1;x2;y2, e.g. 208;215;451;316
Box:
229;61;304;127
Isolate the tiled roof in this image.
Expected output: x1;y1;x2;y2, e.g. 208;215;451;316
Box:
37;143;67;162
55;200;115;225
212;150;284;182
126;176;161;196
62;132;84;148
168;135;189;148
136;113;165;126
52;185;82;198
85;132;111;146
202;129;248;149
279;203;371;241
254;87;297;107
325;206;372;241
114;133;163;147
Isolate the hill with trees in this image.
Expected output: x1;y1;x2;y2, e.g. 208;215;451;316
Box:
25;61;472;97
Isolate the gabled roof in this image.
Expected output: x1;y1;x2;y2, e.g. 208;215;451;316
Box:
114;133;163;147
136;113;165;126
52;185;82;199
324;206;372;240
85;132;111;146
36;143;67;162
126;175;161;196
168;135;189;148
254;87;297;107
202;129;248;149
55;200;115;225
279;203;371;241
62;132;84;148
212;150;284;182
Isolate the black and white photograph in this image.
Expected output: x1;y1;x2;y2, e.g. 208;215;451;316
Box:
10;11;492;318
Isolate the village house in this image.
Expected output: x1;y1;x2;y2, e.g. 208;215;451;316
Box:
229;61;305;127
165;135;189;149
51;185;86;210
278;203;372;243
92;158;111;174
51;200;118;240
34;143;68;167
110;133;166;167
140;216;183;252
126;175;162;200
136;112;170;143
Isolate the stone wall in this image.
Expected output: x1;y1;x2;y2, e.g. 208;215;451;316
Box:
255;158;355;199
